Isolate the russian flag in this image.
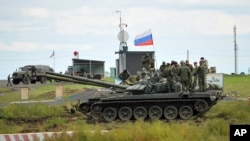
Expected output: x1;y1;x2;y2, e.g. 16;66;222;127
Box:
134;29;154;46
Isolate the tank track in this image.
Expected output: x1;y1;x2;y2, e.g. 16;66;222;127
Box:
86;98;211;122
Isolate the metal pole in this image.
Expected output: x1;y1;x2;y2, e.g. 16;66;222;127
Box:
115;10;122;31
234;25;238;74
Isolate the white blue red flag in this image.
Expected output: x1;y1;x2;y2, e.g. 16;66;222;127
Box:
134;29;154;46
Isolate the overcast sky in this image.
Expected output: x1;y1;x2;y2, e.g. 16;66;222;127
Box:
0;0;250;79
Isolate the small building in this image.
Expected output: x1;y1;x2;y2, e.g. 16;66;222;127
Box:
116;50;155;75
72;58;105;79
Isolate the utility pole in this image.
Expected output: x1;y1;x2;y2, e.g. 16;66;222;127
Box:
114;10;129;75
234;25;238;75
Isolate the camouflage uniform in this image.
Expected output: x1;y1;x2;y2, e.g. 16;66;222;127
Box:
192;62;198;90
162;63;174;92
196;61;206;92
185;60;193;90
171;61;182;93
159;62;166;76
178;61;191;92
141;54;152;72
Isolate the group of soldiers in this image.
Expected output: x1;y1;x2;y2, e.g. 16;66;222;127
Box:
159;57;208;93
119;53;208;93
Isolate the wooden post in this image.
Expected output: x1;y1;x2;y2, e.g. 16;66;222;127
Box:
55;84;63;100
20;87;29;100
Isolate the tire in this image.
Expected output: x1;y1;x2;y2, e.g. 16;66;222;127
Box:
12;79;20;85
40;77;47;84
31;80;36;84
22;75;30;84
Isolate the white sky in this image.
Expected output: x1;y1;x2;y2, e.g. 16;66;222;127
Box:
0;0;250;79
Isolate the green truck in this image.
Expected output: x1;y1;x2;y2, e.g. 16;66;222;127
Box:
12;65;54;85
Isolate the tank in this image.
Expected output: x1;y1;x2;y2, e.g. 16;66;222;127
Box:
45;71;224;122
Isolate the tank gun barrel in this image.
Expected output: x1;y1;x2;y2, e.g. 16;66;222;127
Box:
45;72;128;90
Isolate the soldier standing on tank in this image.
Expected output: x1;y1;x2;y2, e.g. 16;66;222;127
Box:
171;61;182;93
195;61;206;92
178;60;191;92
141;54;152;72
7;74;12;87
185;60;193;90
200;57;209;88
159;61;167;76
162;63;174;92
192;62;198;91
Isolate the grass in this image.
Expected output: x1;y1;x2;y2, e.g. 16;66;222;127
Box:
223;75;250;98
0;75;250;141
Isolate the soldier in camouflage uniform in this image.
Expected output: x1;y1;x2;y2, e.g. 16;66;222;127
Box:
185;60;193;90
162;63;174;92
171;61;182;93
178;60;191;92
141;54;152;72
192;62;198;91
195;61;206;92
159;61;167;76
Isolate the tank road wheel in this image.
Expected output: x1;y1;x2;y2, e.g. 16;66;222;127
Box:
79;103;90;113
22;75;30;84
164;106;178;120
90;104;102;118
179;106;193;120
148;106;163;120
103;107;117;122
118;107;133;121
133;106;147;120
194;100;209;112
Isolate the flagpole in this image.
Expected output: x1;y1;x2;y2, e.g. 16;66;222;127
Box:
53;50;55;72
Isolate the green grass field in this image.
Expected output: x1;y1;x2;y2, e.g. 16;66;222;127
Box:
0;75;250;141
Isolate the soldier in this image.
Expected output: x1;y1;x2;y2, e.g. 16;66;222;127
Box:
162;63;174;92
119;69;131;84
7;74;12;87
185;60;193;90
141;54;152;72
159;61;167;75
178;60;191;92
171;61;182;93
195;61;206;92
192;62;198;91
200;57;208;72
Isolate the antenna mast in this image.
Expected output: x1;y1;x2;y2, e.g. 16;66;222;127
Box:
234;25;238;74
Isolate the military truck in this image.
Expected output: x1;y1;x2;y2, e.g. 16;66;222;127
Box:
12;65;54;85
